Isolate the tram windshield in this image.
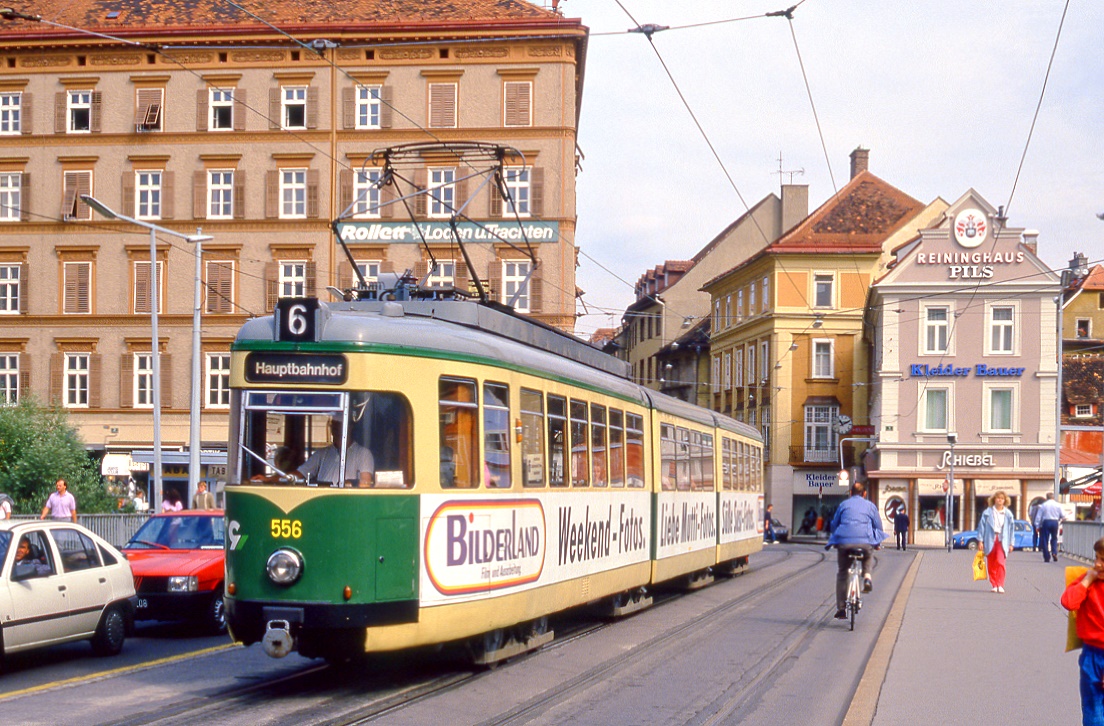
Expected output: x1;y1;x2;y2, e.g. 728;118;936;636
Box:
237;390;413;488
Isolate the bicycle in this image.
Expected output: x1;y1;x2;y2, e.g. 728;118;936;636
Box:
844;551;864;631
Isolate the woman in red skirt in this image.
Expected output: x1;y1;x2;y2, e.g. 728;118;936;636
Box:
978;490;1014;593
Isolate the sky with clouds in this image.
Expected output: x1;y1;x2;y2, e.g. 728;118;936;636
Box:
565;0;1103;337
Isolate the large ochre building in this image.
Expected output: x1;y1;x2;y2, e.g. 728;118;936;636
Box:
0;1;586;500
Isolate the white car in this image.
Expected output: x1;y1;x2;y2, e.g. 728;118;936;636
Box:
0;520;137;663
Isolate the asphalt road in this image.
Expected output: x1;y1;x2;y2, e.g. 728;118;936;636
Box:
0;546;913;725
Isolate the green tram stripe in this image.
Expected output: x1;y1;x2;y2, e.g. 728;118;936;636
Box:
234;340;646;407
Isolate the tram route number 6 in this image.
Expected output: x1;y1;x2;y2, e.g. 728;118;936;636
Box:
271;518;303;539
276;298;320;343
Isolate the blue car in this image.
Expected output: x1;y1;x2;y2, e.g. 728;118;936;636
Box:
952;519;1034;551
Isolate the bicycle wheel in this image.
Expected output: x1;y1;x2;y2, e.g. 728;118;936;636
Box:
849;601;856;631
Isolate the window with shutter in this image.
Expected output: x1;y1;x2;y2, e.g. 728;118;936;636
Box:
0;353;19;404
135;88;163;131
428;83;457;128
63;261;91;314
0;172;20;222
0;92;21;134
133;261;163;314
62;171;92;220
205;259;235;314
0;263;19;313
503;81;532;127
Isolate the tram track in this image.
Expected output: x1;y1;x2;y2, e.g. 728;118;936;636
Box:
93;550;805;726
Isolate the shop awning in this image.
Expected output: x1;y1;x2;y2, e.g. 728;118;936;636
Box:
100;453;133;476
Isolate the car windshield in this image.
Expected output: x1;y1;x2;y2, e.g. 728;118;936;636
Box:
0;531;10;561
126;515;225;550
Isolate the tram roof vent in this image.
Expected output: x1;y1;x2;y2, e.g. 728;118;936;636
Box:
381;301;404;318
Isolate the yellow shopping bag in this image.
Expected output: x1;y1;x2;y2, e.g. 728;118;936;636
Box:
1067;566;1088;652
972;549;987;581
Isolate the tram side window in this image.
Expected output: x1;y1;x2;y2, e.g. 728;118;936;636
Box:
548;394;567;487
750;445;763;492
440;377;479;488
689;430;703;490
520;388;545;487
609;409;625;487
591;403;607;487
660;424;676;491
697;432;715;491
626;413;645;487
722;437;734;491
483;382;511;488
737;441;747;491
676;427;691;491
570;399;589;486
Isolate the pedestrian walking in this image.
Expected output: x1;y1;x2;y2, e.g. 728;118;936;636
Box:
192;481;216;510
893;508;910;551
978;490;1014;593
0;491;13;519
40;478;77;522
1028;498;1042;552
1061;536;1104;726
763;504;775;544
1035;491;1065;563
162;488;183;512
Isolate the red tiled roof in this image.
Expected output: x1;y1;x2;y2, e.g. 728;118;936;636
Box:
0;1;572;36
1080;264;1104;291
767;170;923;254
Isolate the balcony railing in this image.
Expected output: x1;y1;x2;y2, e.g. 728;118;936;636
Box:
790;445;838;464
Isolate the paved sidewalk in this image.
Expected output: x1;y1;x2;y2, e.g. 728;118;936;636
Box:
871;548;1081;724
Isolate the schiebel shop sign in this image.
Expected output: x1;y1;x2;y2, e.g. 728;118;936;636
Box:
910;363;1025;378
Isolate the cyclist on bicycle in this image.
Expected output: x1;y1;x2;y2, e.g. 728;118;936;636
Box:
827;480;887;620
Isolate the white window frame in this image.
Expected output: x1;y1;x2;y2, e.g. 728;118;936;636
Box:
986;303;1017;355
135;170;162;220
207;169;234;219
355;261;380;286
1077;319;1092;339
921;386;951;433
205;353;231;409
714;299;721;329
279;169;307;219
502;167;530;217
984;384;1016;433
1075;404;1094;418
0;263;19;313
747;345;757;386
711;355;720;393
353;168;382;219
281;86;308;130
133;260;164;315
355;85;382;129
209;88;234;130
724;295;731;328
749;284;757;315
0;92;20;134
722;351;732;390
0;353;19;404
734;349;744;387
813;272;835;309
279;261;307;298
804;404;839;461
812;338;834;379
502;259;531;312
64;352;89;408
426;260;455;288
68;90;92;133
133;352;154;409
428;168;455;219
922;304;952;355
760;340;770;382
761;276;769;313
736;289;744;322
0;172;20;222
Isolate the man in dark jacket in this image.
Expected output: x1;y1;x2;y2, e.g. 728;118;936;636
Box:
893;508;910;551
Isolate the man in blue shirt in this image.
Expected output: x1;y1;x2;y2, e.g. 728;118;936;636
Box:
827;481;887;619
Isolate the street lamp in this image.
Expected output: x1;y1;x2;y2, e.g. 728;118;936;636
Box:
80;195;212;511
946;432;957;552
1055;251;1090;497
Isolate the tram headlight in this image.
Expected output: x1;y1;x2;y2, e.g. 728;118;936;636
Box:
266;548;304;586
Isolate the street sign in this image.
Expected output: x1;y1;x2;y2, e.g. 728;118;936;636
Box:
850;425;876;436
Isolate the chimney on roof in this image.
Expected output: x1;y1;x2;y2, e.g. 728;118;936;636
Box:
850;147;869;179
780;184;808;234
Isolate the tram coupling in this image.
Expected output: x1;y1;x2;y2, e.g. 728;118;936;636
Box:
263;619;295;658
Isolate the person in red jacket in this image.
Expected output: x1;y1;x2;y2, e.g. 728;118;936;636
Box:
1062;537;1104;726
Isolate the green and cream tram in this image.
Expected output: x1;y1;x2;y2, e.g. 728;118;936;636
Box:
224;294;763;663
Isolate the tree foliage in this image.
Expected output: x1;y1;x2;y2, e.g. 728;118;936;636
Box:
0;398;115;515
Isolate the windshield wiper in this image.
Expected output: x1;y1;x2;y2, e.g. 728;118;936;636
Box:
239;443;289;478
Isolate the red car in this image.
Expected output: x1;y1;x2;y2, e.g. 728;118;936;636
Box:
123;510;226;634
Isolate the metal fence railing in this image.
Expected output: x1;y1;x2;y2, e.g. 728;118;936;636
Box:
11;513;153;548
1062;520;1104;562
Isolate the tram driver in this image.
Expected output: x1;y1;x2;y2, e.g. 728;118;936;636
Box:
255;412;375;487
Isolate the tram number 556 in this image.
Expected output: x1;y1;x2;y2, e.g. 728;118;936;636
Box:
276;298;319;342
271;518;303;539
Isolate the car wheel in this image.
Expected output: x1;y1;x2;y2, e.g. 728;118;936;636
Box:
91;605;127;656
205;588;227;635
967;540;978;551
